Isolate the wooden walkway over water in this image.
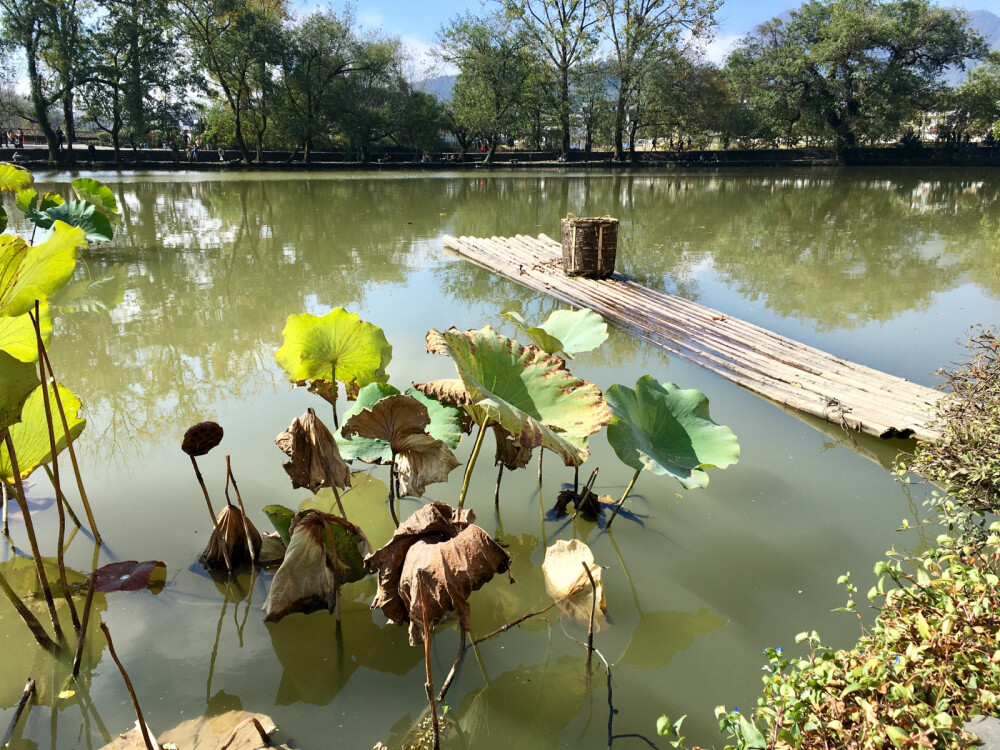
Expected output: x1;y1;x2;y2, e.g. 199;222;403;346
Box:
443;233;944;442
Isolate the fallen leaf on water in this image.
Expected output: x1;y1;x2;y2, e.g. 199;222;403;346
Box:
90;561;166;593
57;689;75;699
262;510;371;623
275;408;351;493
542;539;607;629
100;711;290;750
366;502;511;645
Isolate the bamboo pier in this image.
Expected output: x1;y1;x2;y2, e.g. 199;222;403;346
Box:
442;233;943;442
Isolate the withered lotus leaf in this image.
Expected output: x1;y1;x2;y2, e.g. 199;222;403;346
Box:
90;561;166;593
341;394;460;497
262;510;371;623
493;423;532;471
275;408;351;493
411;378;472;407
202;504;262;570
365;502;511;645
541;539;607;629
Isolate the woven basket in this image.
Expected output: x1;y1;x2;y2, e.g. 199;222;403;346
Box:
561;218;618;278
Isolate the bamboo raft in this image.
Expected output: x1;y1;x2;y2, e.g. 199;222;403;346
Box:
442;233;944;442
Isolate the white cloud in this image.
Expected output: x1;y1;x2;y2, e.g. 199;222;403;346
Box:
400;36;458;81
358;9;385;29
699;33;742;65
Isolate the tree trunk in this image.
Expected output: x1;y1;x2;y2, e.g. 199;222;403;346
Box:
24;32;59;163
62;91;76;161
559;65;570;157
627;119;638;163
302;139;312;164
612;88;627;161
485;140;497;164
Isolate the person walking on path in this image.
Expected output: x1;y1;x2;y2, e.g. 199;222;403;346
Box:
57;128;65;150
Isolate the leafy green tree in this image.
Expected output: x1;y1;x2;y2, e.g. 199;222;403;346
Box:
948;54;1000;140
573;58;613;151
277;9;361;162
84;0;181;160
601;0;718;160
174;0;285;162
438;12;542;162
336;39;407;162
395;90;447;153
726;0;985;151
503;0;600;155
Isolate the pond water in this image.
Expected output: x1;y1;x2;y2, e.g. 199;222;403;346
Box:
3;168;1000;749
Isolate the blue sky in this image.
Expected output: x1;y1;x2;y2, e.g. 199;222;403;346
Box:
296;0;1000;73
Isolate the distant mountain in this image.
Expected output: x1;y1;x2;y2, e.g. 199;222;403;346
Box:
416;75;457;102
967;9;1000;48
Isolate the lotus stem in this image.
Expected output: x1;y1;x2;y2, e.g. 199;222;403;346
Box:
574;465;579;493
582;561;597;671
99;621;155;750
0;565;58;652
322;519;343;629
38;339;101;543
458;423;488;509
571;467;601;521
2;429;63;639
437;627;467;704
388;453;399;528
331;483;347;520
190;454;231;572
418;572;440;750
32;308;80;632
493;464;503;507
472;601;558;646
219;717;271;750
225;456;257;566
606;469;641;529
72;573;98;678
1;678;35;746
43;466;82;529
2;481;9;537
537;450;543;485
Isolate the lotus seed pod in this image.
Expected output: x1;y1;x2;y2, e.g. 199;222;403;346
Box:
182;421;224;456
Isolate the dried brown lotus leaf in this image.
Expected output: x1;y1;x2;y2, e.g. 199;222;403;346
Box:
306;378;337;405
202;504;262;570
493;423;532;470
275;408;351;492
411;378;472;407
541;539;607;630
400;524;511;645
181;421;223;456
262;510;371;623
366;501;474;626
341;394;460;497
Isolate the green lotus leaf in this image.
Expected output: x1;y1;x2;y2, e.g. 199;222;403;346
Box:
71;177;121;224
275;308;392;400
15;188;36;216
0;204;6;233
0;163;32;193
341;394;460;497
38;200;113;243
0;351;38;432
0;382;86;483
262;510;372;623
336;381;401;463
502;307;609;358
404;386;465;449
426;326;611;467
0;222;84;318
606;375;740;490
263;504;296;546
15;190;63;226
0;301;51;362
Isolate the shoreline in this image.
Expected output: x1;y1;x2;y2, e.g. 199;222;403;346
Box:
6;144;1000;172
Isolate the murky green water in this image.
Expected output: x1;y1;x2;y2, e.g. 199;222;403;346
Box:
3;168;999;749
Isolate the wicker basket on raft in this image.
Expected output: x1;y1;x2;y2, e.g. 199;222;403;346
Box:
560;217;618;278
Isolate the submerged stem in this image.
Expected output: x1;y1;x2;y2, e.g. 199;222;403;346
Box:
472;601;558;646
606;469;641;529
418;572;440;750
38;342;100;543
42;466;82;529
72;574;98;678
458;423;488;509
388;453;399;528
100;622;155;750
3;429;63;640
1;481;8;537
0;565;58;652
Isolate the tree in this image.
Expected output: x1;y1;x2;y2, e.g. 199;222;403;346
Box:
726;0;986;151
601;0;718;160
277;10;363;163
438;12;541;162
37;0;88;156
503;0;600;155
948;54;1000;140
574;58;613;151
84;0;181;160
174;0;285;162
0;0;67;161
336;38;406;161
